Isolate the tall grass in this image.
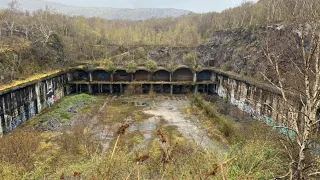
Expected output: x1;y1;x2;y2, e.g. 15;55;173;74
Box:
190;94;235;138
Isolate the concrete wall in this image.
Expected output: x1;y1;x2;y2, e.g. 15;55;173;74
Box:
0;66;304;137
0;73;69;136
134;70;151;81
92;70;112;81
212;69;299;136
172;68;194;81
113;70;132;82
152;70;170;81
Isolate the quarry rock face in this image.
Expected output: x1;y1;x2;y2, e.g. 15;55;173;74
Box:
198;29;263;75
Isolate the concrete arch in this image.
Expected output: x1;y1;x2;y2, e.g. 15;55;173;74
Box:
172;65;194;73
152;69;170;82
197;70;212;82
73;69;89;81
136;67;152;73
92;70;112;81
113;69;131;82
172;67;194;82
134;70;151;81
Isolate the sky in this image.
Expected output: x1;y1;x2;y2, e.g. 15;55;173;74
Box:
48;0;254;13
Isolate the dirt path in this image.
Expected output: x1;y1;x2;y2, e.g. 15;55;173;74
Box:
145;99;225;158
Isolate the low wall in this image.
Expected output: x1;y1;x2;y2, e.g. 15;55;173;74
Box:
0;72;69;136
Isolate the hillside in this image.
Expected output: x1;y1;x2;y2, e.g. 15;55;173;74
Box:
0;0;191;20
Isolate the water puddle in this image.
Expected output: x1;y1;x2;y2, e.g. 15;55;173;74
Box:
128;116;159;132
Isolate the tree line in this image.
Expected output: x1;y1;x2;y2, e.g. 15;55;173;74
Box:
0;0;320;84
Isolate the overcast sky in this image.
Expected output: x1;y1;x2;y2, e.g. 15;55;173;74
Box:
48;0;254;13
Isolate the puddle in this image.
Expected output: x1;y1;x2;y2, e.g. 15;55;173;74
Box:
128;116;159;131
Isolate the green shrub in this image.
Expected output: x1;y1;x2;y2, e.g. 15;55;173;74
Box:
146;60;158;71
126;60;137;73
183;52;198;67
104;60;116;72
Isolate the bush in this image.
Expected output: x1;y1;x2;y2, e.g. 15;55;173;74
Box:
146;60;158;71
126;60;137;73
104;60;116;72
183;52;198;67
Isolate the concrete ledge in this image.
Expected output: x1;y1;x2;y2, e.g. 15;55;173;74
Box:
211;68;282;95
0;70;68;96
69;81;216;85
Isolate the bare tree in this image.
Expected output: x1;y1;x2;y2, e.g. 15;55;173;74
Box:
4;0;19;37
261;23;320;179
34;6;55;44
21;11;34;41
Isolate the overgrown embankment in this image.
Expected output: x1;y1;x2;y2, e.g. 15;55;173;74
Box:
190;94;236;140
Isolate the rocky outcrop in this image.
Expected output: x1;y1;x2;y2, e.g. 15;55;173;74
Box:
198;26;302;84
198;28;264;78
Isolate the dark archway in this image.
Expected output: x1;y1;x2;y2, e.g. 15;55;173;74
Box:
74;70;89;81
197;70;211;82
152;69;170;82
92;70;111;81
134;70;151;81
172;67;194;82
113;70;131;82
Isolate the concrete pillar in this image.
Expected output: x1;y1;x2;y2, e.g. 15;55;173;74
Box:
120;84;123;94
170;85;173;95
110;84;113;94
35;82;42;113
170;73;172;82
88;84;92;94
0;117;3;138
89;72;93;82
161;84;164;93
193;73;197;83
67;72;73;82
76;84;79;93
210;72;216;82
194;84;199;93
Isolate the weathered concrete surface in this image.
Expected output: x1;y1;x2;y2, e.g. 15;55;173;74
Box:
0;73;69;135
211;68;299;135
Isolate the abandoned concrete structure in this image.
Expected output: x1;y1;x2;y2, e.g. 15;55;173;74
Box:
69;66;215;94
0;66;305;136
